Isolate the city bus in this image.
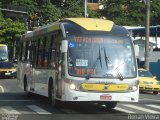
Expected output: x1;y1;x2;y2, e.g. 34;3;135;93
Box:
17;18;139;109
0;44;8;61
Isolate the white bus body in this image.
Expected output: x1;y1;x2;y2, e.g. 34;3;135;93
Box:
17;18;139;109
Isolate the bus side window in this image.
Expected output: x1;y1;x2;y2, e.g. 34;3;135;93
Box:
22;41;29;62
36;39;40;67
44;37;48;67
36;38;45;67
24;41;29;61
50;49;56;68
27;41;32;62
42;37;46;67
48;34;55;68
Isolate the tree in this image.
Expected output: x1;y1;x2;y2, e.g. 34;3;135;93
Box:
150;0;160;25
12;0;61;27
100;0;160;26
51;0;100;18
37;3;61;25
100;0;146;26
58;0;85;18
0;17;26;58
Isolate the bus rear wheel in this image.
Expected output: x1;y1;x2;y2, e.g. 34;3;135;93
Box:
105;101;117;110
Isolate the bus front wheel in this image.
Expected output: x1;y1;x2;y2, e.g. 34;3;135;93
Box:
105;101;117;110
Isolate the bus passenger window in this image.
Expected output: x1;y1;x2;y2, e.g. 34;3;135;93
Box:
49;49;56;68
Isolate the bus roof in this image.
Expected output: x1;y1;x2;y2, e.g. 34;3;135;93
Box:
22;22;60;39
64;18;114;32
22;18;128;39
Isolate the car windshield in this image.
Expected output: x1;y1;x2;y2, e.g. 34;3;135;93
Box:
138;70;153;78
0;62;14;68
67;34;136;78
0;46;8;61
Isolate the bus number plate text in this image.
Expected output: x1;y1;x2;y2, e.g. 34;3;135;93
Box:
100;95;112;101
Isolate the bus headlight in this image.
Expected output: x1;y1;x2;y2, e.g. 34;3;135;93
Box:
129;85;138;91
132;86;137;91
69;83;76;90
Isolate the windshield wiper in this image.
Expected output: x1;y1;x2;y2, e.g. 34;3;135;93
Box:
86;47;102;80
99;47;102;68
103;47;109;69
103;47;124;80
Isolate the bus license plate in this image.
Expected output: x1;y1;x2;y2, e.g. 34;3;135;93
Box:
5;73;11;75
145;85;152;88
100;95;112;101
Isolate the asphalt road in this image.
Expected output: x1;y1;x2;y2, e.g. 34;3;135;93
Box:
0;78;160;120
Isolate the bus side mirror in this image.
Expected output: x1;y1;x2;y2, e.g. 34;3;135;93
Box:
61;40;68;53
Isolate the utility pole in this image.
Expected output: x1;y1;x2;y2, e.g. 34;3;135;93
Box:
84;0;88;17
144;0;150;70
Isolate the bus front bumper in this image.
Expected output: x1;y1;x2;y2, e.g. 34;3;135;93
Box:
62;86;139;102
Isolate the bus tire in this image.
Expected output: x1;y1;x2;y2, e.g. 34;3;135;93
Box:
48;79;60;108
153;91;158;95
105;101;117;110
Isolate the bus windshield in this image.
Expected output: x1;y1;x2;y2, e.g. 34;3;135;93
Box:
67;34;136;78
0;46;8;61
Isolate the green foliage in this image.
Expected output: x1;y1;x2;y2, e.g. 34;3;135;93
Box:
0;17;25;58
10;0;98;25
12;0;38;14
87;9;100;18
100;0;160;26
37;3;61;25
58;0;85;18
0;18;25;42
150;0;160;25
100;0;146;26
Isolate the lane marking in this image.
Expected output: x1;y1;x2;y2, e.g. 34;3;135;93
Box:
139;98;160;102
1;106;21;114
27;105;52;114
123;104;160;114
0;85;4;93
114;107;136;113
146;104;160;110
